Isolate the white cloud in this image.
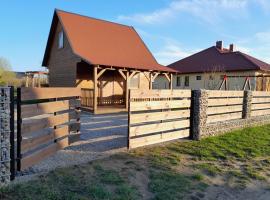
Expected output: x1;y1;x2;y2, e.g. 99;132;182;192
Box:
235;45;251;53
235;30;270;63
255;30;270;42
118;0;248;25
154;43;194;65
256;0;270;12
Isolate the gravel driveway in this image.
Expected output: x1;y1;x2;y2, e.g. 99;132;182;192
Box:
21;112;128;175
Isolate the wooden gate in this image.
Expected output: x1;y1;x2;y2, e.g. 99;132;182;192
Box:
17;88;81;171
128;90;191;149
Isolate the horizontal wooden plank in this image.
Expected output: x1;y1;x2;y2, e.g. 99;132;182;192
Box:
21;87;81;101
21;126;69;153
207;90;244;98
129;119;190;137
130;110;190;124
207;112;242;124
251;109;270;117
21;137;69;170
129;129;190;149
208;98;243;106
251;103;270;110
130;89;191;99
252;97;270;104
21;99;80;118
252;91;270;97
207;105;243;115
130;99;191;111
21;112;78;135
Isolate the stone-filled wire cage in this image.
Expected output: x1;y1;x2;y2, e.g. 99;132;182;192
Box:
0;87;11;185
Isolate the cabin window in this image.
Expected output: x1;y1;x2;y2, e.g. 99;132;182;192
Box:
196;75;202;80
184;76;189;87
176;76;181;86
58;31;64;49
130;73;140;89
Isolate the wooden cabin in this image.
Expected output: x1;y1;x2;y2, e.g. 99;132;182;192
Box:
42;10;175;114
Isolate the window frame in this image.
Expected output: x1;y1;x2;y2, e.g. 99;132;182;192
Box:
176;76;181;87
184;76;189;87
58;31;64;49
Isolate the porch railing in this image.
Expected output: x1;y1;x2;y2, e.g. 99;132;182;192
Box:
81;88;94;108
81;88;125;108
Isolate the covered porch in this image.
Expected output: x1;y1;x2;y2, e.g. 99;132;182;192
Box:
77;61;174;114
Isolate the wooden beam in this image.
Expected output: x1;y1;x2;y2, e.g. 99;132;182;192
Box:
164;73;170;82
21;99;80;118
143;72;150;82
118;69;126;80
149;73;153;89
129;71;138;79
152;72;159;81
170;73;173;90
97;68;107;79
93;65;98;114
125;71;130;109
25;76;29;87
21;88;81;101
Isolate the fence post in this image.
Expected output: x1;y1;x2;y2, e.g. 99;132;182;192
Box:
9;86;15;180
242;90;252;119
16;88;22;171
191;90;208;140
127;89;131;149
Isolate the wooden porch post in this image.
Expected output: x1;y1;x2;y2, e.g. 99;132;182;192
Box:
93;65;98;114
126;71;130;110
149;72;152;90
25;74;29;87
170;73;173;90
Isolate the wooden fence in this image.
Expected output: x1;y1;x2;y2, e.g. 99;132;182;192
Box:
128;89;270;149
17;88;81;171
251;91;270;117
206;90;244;124
128;90;191;149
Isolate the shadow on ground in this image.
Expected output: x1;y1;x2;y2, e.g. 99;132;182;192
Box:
68;112;128;152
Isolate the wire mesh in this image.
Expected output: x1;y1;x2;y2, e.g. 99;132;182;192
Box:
0;87;11;184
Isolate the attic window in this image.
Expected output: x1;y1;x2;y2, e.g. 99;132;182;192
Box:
58;31;64;49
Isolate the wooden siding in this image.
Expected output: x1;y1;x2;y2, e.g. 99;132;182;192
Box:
47;20;80;87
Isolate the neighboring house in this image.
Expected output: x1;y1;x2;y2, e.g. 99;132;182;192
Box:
160;41;270;91
42;10;174;114
14;71;26;79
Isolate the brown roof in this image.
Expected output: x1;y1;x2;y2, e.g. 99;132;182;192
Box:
43;10;175;72
168;46;270;73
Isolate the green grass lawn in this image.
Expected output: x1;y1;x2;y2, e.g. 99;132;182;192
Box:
1;125;270;200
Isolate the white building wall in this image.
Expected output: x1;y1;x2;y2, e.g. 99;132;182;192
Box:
153;71;258;90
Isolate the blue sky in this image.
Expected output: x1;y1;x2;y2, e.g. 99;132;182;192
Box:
1;0;270;71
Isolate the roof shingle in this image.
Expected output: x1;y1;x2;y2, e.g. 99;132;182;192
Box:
43;10;175;72
168;46;270;73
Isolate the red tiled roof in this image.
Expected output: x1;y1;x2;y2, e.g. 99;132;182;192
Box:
43;10;175;72
168;46;270;73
